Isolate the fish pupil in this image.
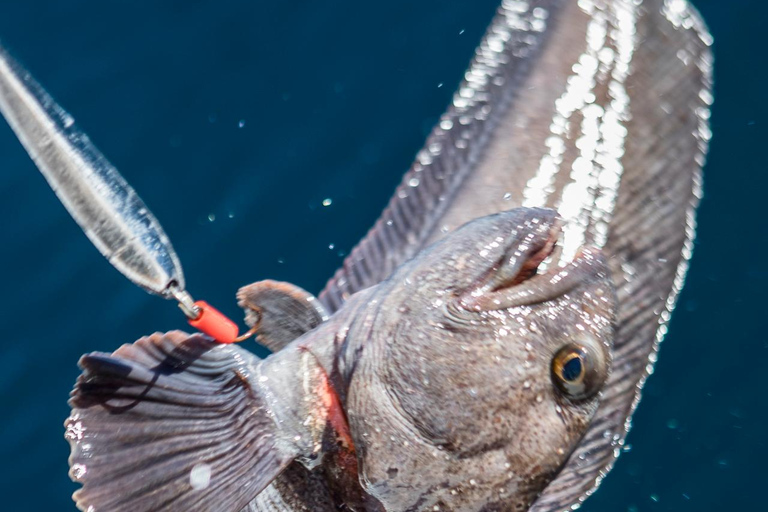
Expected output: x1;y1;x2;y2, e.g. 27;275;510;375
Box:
562;356;583;382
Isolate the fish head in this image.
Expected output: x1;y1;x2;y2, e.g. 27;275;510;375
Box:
347;207;617;510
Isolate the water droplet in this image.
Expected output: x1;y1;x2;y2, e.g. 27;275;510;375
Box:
71;463;87;480
190;463;212;490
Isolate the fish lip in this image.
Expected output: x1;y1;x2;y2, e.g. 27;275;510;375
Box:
455;218;605;312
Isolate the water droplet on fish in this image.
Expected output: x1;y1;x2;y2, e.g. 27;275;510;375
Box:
71;463;87;480
65;420;85;441
189;463;212;490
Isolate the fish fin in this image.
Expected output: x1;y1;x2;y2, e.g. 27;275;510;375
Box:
530;2;712;511
237;280;329;352
66;331;301;512
318;1;558;311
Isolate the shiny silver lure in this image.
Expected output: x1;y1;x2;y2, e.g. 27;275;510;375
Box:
0;44;200;317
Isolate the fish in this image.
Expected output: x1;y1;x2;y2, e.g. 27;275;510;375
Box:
0;0;710;509
67;208;618;511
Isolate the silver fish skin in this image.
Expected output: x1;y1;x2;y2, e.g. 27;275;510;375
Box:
66;208;617;512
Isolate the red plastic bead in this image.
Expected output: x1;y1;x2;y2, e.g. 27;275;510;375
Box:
187;300;239;343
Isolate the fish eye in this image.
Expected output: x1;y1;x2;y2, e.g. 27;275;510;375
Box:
551;343;605;401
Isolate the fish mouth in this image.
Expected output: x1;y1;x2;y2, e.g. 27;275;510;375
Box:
457;217;605;311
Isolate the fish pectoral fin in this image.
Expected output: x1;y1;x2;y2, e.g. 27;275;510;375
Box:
66;330;300;512
237;279;329;352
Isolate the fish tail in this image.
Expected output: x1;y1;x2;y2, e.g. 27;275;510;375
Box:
65;331;303;512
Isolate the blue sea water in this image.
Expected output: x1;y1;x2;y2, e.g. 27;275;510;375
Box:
0;0;762;510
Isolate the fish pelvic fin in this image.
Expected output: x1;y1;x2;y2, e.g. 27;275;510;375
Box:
65;331;307;512
237;280;329;352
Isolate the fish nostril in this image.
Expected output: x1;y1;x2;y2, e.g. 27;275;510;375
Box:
493;224;561;292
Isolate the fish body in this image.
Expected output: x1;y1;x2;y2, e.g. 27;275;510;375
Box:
67;208;617;511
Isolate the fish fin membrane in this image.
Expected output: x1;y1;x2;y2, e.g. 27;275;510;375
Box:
318;0;559;312
237;280;329;352
530;2;713;511
66;330;298;512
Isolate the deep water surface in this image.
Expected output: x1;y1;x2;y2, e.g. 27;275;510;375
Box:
0;1;762;510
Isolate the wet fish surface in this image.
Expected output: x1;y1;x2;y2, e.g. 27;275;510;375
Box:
320;0;712;509
0;0;709;510
68;209;618;511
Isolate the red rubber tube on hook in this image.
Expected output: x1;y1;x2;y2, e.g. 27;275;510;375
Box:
187;301;239;343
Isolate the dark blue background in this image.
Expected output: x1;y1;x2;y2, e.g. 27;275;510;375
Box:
0;1;761;510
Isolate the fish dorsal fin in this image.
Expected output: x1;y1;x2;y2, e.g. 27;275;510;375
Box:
66;331;309;512
318;1;560;312
238;280;329;352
